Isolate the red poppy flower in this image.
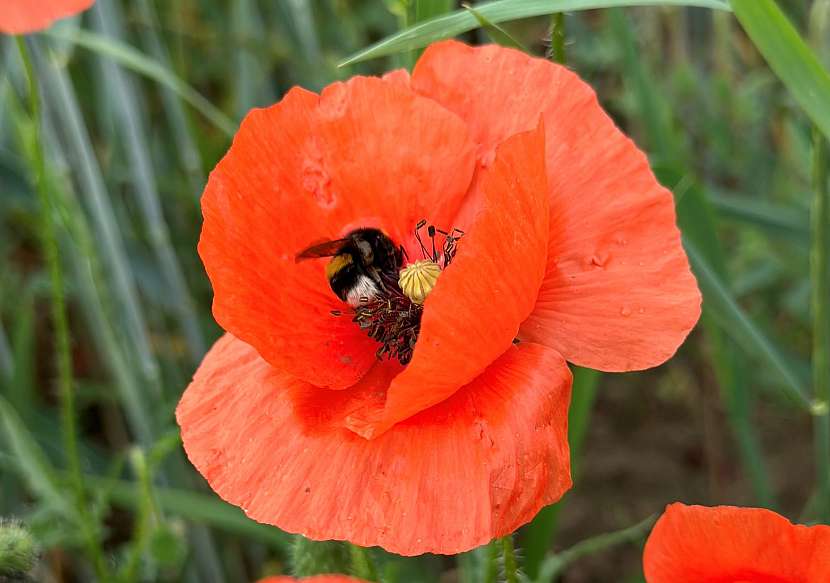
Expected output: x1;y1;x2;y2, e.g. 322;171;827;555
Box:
0;0;94;35
258;576;366;583
643;503;830;582
177;41;701;556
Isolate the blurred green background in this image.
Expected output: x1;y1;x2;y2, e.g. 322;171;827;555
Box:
1;0;829;581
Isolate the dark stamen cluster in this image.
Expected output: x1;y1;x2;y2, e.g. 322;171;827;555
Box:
414;219;463;268
353;278;423;365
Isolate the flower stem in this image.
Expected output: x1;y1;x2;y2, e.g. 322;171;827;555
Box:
500;536;519;583
14;37;107;579
119;448;155;582
549;13;565;64
348;544;377;581
811;127;830;523
483;540;499;583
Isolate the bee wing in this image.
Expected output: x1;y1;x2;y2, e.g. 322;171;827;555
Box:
295;238;347;262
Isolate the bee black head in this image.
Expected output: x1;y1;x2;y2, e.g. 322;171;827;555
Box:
347;228;402;273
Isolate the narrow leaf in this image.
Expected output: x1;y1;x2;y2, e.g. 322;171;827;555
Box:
685;239;813;410
44;28;236;136
340;0;731;65
731;0;830;142
462;4;528;51
0;397;73;519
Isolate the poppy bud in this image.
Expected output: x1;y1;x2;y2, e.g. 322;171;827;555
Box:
398;260;441;304
0;520;38;577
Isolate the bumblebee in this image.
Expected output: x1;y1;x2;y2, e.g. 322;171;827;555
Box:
296;228;403;307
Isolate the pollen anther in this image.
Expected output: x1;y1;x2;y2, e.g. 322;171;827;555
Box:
398;260;442;304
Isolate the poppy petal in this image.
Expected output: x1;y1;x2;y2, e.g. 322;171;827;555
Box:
0;0;94;34
177;334;572;556
643;503;830;583
345;123;550;438
412;41;701;372
200;77;476;389
381;68;411;87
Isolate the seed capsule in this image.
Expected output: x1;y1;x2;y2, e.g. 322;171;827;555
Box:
398;260;442;304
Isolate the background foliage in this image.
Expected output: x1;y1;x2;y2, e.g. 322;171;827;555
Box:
1;0;828;581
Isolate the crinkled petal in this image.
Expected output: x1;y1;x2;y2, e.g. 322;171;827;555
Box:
381;68;410;88
345;124;550;438
0;0;93;34
177;334;572;556
200;78;476;389
412;41;701;372
643;503;830;583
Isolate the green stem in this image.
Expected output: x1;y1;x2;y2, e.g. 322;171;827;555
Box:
483;540;499;583
811;128;830;523
348;544;377;581
119;449;155;583
536;514;656;582
500;536;519;583
550;13;565;64
14;37;108;580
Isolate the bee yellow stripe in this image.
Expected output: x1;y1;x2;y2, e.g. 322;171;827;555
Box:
325;253;353;279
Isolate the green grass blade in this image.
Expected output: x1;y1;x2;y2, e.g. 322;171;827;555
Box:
0;321;10;381
677;188;776;507
41;122;156;446
5;292;36;417
90;2;206;364
283;0;321;61
232;0;269;117
462;4;528;50
44;28;236;136
709;192;809;246
730;0;830;142
32;40;165;402
340;0;731;65
685;239;813;410
16;37;108;577
133;0;205;195
610;8;775;505
0;397;73;519
534;514;656;582
810;129;830;521
39;118;227;581
3;454;290;552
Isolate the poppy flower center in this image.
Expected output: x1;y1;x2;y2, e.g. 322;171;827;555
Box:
398;260;441;304
332;221;462;366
